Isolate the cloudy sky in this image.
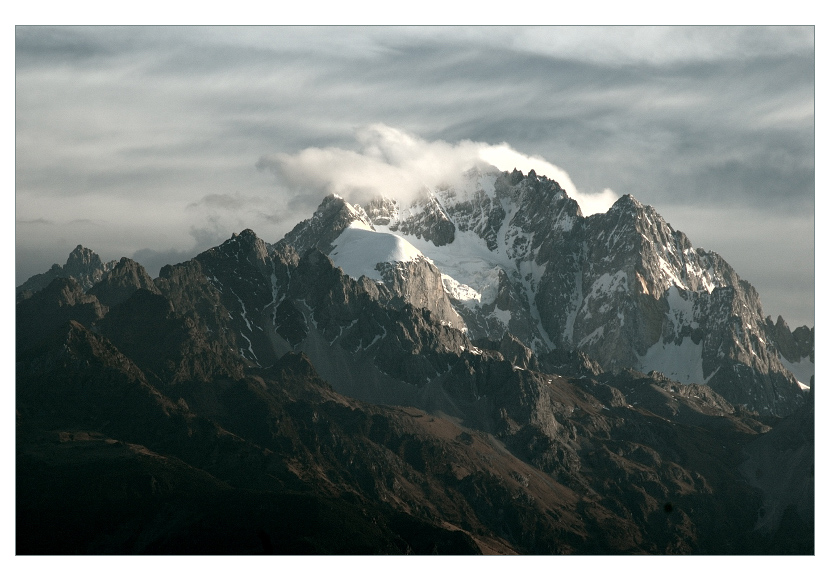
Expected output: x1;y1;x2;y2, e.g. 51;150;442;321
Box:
14;25;815;327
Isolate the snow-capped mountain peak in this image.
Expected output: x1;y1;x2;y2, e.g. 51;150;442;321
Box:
285;167;807;415
283;194;374;256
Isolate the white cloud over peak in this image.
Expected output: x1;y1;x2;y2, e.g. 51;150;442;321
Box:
476;144;619;216
258;124;618;216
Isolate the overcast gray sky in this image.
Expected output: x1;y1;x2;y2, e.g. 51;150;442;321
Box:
14;25;815;328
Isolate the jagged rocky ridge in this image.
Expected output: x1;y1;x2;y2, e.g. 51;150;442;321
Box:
16;209;814;554
17;244;117;301
287;168;811;416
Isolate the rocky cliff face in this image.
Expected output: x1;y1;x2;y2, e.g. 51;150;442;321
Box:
528;192;805;416
284;193;373;255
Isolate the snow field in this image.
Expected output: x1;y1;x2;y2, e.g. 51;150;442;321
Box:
329;222;426;281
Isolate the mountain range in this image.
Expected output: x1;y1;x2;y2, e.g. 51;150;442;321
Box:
16;168;814;554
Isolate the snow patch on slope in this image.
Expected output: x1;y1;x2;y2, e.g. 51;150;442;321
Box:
329;223;425;281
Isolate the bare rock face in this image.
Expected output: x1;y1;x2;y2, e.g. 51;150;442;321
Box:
497;332;538;371
99;288;246;385
376;258;465;330
392;195;456;246
539;349;604;378
284;194;372;255
89;257;159;307
154;229;295;371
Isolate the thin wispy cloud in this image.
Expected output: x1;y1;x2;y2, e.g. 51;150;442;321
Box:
186;193;267;210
